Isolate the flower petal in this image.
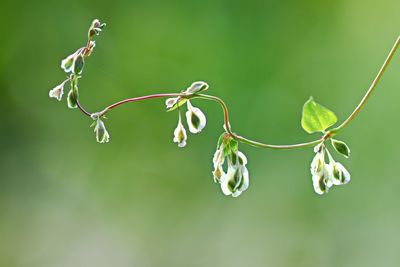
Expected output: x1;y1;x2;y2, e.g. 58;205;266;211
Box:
94;119;110;143
173;113;187;148
165;97;179;109
312;166;332;195
185;81;209;95
185;101;206;133
49;82;65;101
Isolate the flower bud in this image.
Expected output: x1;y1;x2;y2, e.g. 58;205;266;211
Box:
312;164;333;195
173;112;187;147
310;150;324;176
73;53;85;75
88;19;106;39
92;118;110;143
85;41;96;57
61;54;75;73
212;147;225;183
219;151;249;197
329;161;351;185
165;97;179;109
67;89;78;109
61;48;85;74
49;81;66;101
220;163;249;197
185;101;206;133
185;81;209;95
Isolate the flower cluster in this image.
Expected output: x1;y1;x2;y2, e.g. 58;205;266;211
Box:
49;19;105;105
166;81;209;147
49;19;107;142
310;140;351;195
49;19;384;199
166;81;250;197
213;133;249;197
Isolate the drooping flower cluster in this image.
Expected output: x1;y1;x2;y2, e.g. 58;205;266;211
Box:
213;133;249;197
310;141;351;195
166;81;209;147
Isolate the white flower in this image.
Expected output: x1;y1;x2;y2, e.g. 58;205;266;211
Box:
88;19;106;38
93;118;110;143
61;48;84;74
312;164;333;195
221;163;249;197
220;151;249;197
165;97;179;109
185;101;206;133
49;80;67;101
184;81;209;95
212;146;225;183
173;112;187;148
328;161;351;185
310;150;325;176
85;41;96;57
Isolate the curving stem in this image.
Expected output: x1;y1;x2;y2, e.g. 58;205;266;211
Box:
74;35;400;150
331;35;400;133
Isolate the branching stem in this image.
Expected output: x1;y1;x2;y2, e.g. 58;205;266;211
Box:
75;35;400;150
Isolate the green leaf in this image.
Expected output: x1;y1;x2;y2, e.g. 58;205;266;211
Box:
331;139;350;158
216;133;226;149
223;137;238;158
167;98;188;112
301;97;337;134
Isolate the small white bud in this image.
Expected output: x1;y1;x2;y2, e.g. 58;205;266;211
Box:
329;161;351;185
311;150;325;176
49;81;66;101
212;147;225;183
185;81;209;95
312;164;332;195
219;151;249;197
61;48;85;74
165;97;179;109
173;113;187;148
92;118;110;143
185;101;206;133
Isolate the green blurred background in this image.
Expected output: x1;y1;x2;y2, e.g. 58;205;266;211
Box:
1;0;400;266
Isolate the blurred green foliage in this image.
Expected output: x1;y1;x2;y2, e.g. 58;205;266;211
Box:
1;0;400;266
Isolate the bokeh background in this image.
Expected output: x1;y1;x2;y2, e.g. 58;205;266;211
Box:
1;0;400;266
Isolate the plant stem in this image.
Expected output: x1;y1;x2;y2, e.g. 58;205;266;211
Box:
194;94;323;149
75;35;400;150
102;93;182;112
76;100;92;117
332;35;400;133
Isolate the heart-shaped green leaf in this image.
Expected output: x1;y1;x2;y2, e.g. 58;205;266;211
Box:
301;97;337;134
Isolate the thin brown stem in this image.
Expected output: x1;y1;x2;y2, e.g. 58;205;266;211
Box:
194;94;323;149
103;93;182;112
73;34;400;151
332;35;400;132
76;100;91;117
